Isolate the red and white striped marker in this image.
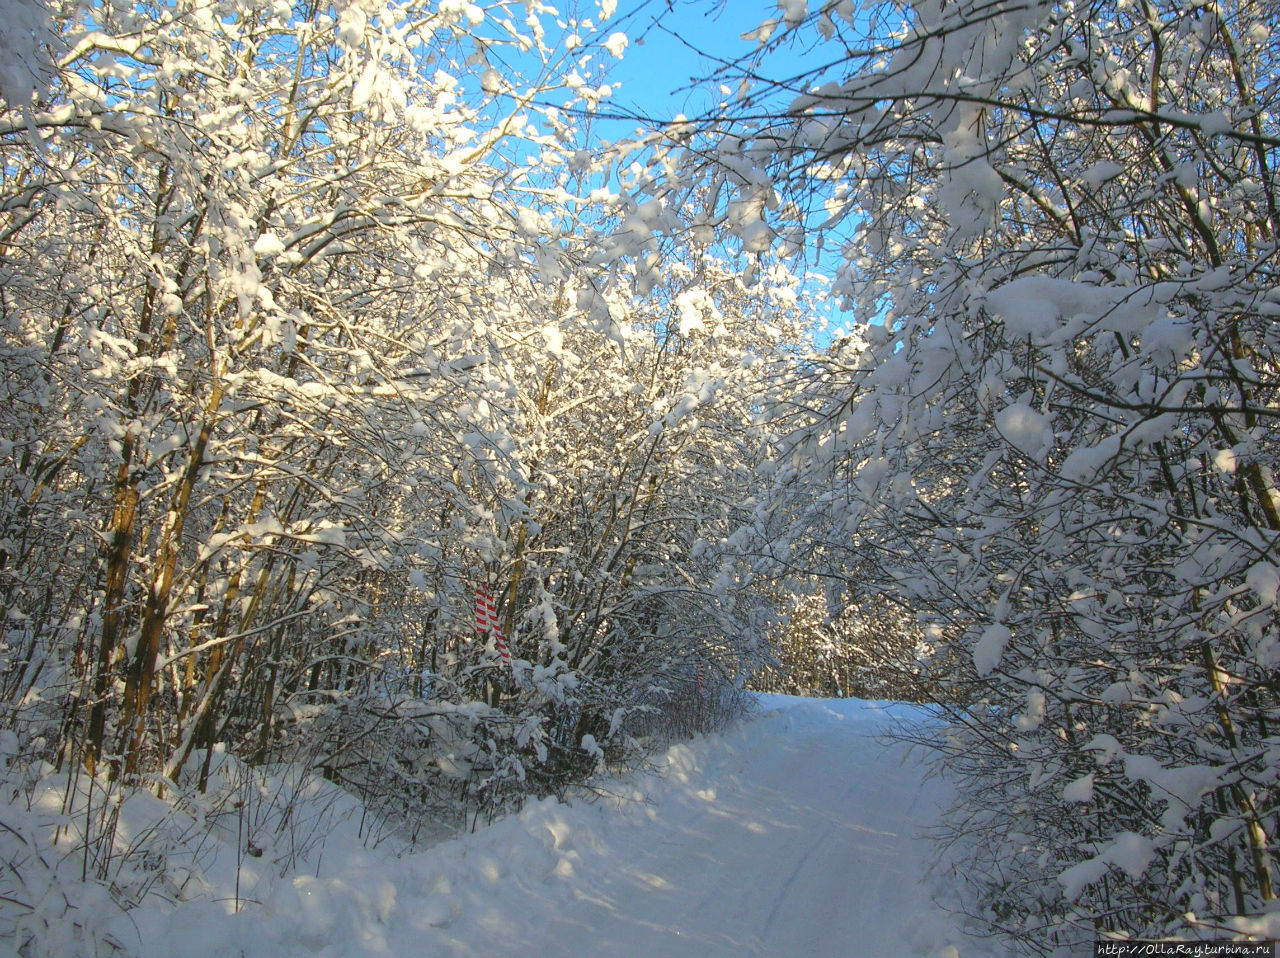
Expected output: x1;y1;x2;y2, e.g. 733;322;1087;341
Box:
475;584;511;667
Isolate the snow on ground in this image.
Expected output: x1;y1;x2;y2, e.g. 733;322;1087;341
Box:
115;695;1010;958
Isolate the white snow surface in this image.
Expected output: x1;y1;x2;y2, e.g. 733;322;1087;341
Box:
116;695;1006;958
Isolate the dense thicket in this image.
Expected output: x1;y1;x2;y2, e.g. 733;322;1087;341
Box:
0;1;822;909
634;0;1280;948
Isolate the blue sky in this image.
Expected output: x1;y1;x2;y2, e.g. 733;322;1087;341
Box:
478;0;857;334
478;1;833;139
584;2;859;335
603;1;775;123
603;2;860;331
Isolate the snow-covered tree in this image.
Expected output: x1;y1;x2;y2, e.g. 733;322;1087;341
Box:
0;0;630;793
0;6;834;894
642;0;1280;947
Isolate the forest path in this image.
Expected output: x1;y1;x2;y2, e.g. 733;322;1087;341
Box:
481;696;989;958
131;696;1011;958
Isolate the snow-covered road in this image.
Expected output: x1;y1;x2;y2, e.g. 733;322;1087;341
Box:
129;696;1009;958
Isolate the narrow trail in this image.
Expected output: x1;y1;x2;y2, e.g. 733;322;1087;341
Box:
481;696;994;958
131;697;1011;958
